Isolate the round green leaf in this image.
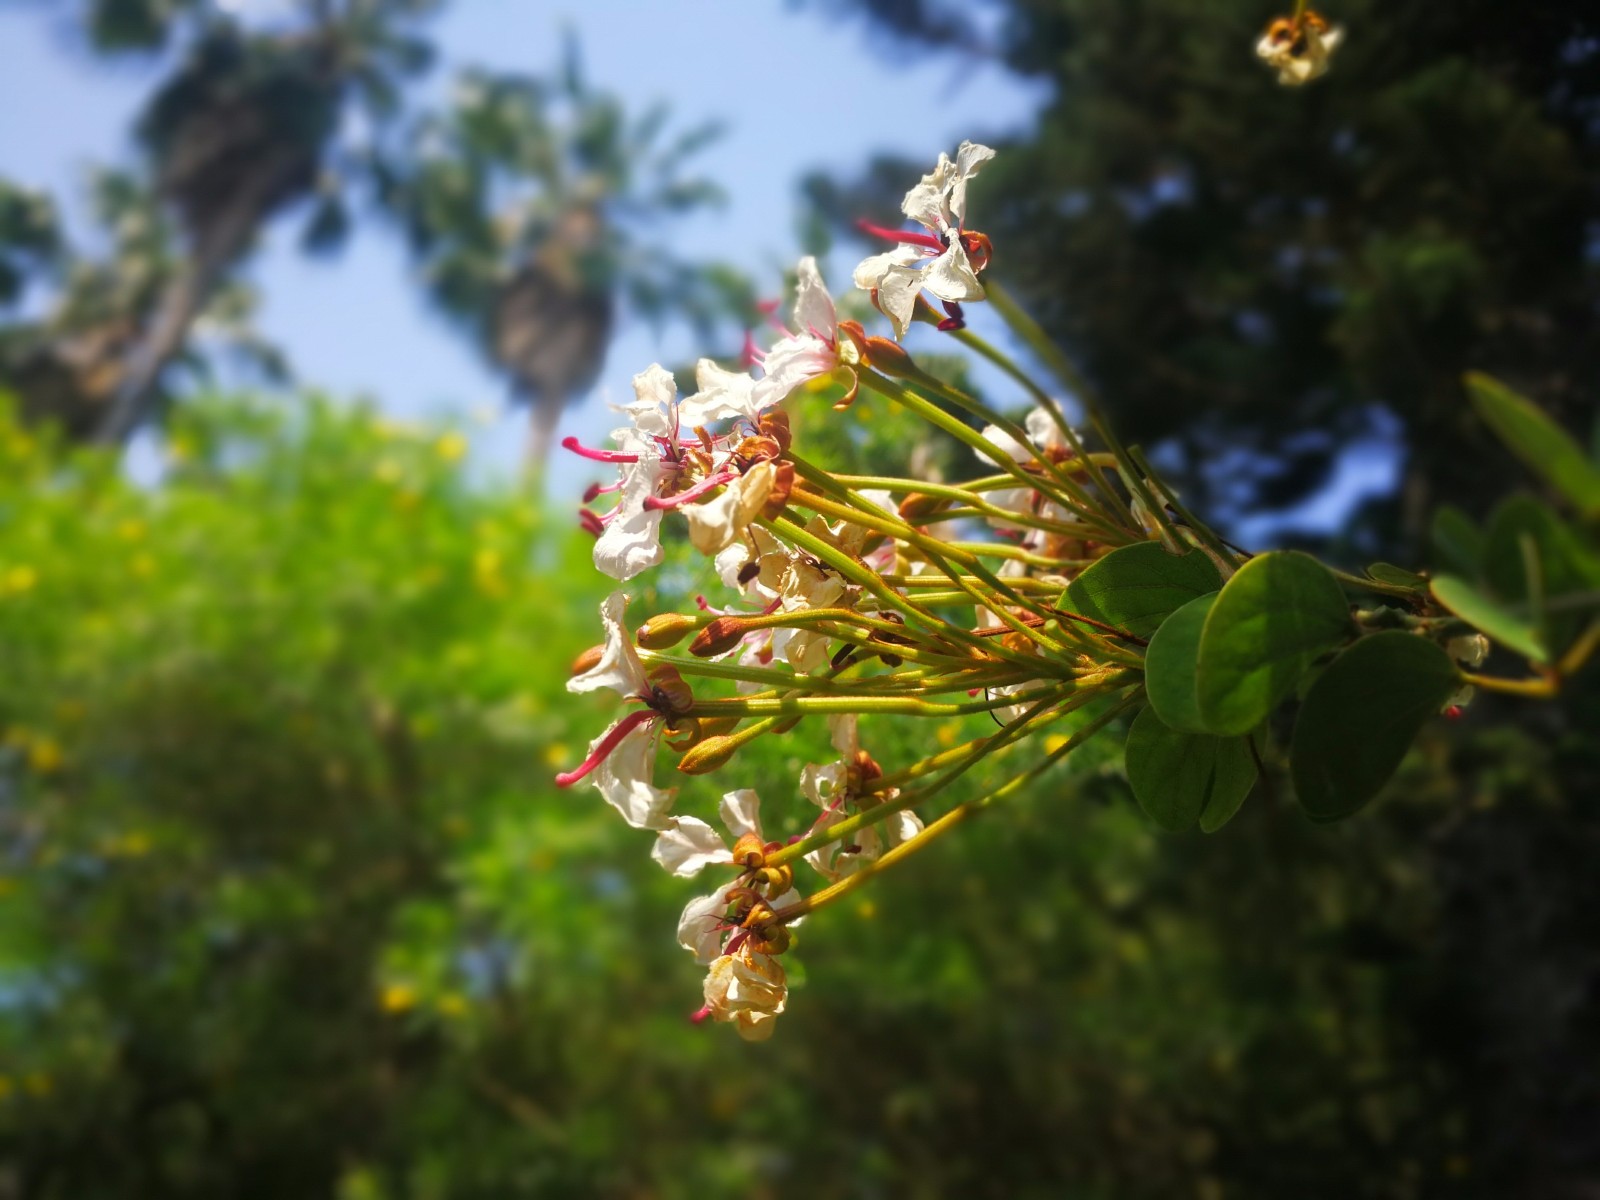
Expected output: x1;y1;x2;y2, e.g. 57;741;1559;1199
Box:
1194;551;1352;736
1430;505;1483;579
1142;591;1217;734
1290;632;1460;822
1125;706;1257;833
1062;541;1222;639
1365;562;1427;591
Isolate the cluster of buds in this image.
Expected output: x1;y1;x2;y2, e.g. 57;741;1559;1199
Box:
558;141;1181;1038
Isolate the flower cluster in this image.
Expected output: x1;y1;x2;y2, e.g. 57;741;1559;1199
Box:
556;119;1526;1039
557;142;1174;1038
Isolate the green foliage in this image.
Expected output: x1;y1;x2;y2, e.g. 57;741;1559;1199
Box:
1289;631;1461;821
1140;590;1216;733
1123;705;1255;832
1061;540;1221;639
1193;551;1351;736
1466;373;1600;522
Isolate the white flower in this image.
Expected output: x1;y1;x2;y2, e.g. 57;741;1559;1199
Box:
679;358;765;428
800;715;923;882
568;592;651;700
684;460;776;557
755;257;857;406
651;788;765;879
702;946;788;1042
591;428;668;581
973;405;1078;531
853;141;996;338
1256;13;1343;86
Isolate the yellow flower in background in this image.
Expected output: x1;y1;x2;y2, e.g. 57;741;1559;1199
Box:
435;992;469;1018
2;565;38;595
27;735;64;775
473;547;507;597
435;431;468;464
380;983;417;1013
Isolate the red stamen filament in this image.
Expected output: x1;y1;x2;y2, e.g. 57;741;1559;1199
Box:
554;710;654;788
856;218;945;253
562;436;640;464
642;471;737;511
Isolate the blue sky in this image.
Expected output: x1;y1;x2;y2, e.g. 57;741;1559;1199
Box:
0;1;1047;493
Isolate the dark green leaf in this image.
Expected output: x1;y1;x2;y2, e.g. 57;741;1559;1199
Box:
1124;706;1257;833
1467;372;1600;519
1290;632;1460;822
1366;562;1428;591
1142;592;1217;734
1483;495;1600;651
1062;541;1222;639
1429;574;1546;663
1194;551;1352;736
1431;506;1483;578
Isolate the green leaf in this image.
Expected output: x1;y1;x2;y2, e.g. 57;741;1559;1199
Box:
1431;506;1483;578
1142;592;1217;734
1061;541;1222;640
1467;372;1600;519
1429;574;1546;663
1482;495;1600;652
1194;551;1352;736
1124;706;1257;833
1366;562;1428;591
1290;632;1460;822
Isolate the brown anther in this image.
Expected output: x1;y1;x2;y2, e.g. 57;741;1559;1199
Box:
758;409;792;454
647;665;694;717
636;612;698;650
729;832;766;869
569;644;604;677
758;862;795;894
853;749;885;787
735;434;783;465
663;717;703;752
690;616;749;658
960;230;993;272
747;924;791;956
740;901;776;930
762;461;795;519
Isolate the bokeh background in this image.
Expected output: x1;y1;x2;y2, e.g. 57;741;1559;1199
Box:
2;1;1598;1196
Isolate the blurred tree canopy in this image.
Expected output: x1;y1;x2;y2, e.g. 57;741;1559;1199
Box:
808;0;1600;552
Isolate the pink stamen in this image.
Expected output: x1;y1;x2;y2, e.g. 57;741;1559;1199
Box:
689;1005;713;1025
577;508;605;538
642;471;737;511
554;710;654;788
583;480;622;503
562;435;639;464
741;330;764;369
857;218;944;253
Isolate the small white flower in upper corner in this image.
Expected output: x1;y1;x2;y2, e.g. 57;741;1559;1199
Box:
1256;11;1344;87
854;140;997;339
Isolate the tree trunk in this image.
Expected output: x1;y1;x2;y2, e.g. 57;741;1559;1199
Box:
521;398;562;494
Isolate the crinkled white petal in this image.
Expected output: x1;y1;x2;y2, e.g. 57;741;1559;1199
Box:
757;334;839;407
901;150;957;230
568;591;652;698
800;760;850;809
677;889;728;964
792;255;838;341
703;950;787;1042
651;816;730;877
1024;405;1074;454
591;720;676;831
948;141;996;225
685;462;775;557
827;713;858;758
718;788;763;841
621;364;679;437
921;241;985;304
679;359;762;427
592;450;667;581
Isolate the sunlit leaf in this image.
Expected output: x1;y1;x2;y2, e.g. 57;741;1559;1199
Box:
1194;551;1352;736
1141;592;1217;734
1062;541;1222;640
1429;574;1546;663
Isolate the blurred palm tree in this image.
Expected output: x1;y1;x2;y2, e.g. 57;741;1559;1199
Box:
385;46;746;476
1;169;284;440
91;0;442;443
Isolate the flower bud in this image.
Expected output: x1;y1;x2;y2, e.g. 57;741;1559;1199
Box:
863;336;918;378
569;644;604;677
898;491;951;522
690;616;749;658
678;734;740;775
729;832;766;869
636;612;697;649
